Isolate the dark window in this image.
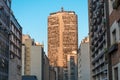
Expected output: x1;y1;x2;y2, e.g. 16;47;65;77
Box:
114;67;118;80
112;29;116;44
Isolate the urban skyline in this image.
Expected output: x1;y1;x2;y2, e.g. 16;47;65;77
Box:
11;0;89;53
0;0;120;80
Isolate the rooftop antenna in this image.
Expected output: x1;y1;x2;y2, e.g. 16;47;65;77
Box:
61;7;64;12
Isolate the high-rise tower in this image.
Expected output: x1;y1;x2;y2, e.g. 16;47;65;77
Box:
48;8;78;80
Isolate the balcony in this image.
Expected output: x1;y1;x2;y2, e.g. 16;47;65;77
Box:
96;9;101;18
92;49;98;57
94;41;98;47
92;60;104;70
97;17;102;25
92;39;105;64
94;26;97;32
98;34;103;42
99;2;104;9
92;49;104;64
97;26;102;33
92;4;96;11
93;18;97;25
108;43;118;54
92;35;97;41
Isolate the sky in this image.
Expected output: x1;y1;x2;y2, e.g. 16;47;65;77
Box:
11;0;89;54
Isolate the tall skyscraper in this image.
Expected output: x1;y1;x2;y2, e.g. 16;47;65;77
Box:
88;0;109;80
48;8;78;80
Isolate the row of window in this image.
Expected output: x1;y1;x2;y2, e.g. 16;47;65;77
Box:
11;23;21;40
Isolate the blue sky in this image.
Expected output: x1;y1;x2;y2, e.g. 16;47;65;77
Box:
11;0;89;54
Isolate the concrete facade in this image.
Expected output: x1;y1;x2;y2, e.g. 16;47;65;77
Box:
9;11;22;80
22;34;35;75
78;37;90;80
22;34;49;80
88;0;108;80
48;8;78;80
0;0;11;80
30;46;43;80
29;45;49;80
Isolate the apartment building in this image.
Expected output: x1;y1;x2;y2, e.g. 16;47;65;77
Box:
107;0;120;80
0;0;11;80
78;37;90;80
88;0;108;80
48;8;78;80
30;45;44;80
22;34;35;75
22;34;49;80
9;12;22;80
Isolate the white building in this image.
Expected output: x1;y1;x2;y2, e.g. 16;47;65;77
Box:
78;37;90;80
30;45;43;80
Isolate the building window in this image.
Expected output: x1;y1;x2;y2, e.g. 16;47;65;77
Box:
114;67;118;80
112;29;116;44
118;20;120;40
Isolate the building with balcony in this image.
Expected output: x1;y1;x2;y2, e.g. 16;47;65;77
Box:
78;37;90;80
0;0;11;80
9;11;22;80
88;0;108;80
48;8;78;80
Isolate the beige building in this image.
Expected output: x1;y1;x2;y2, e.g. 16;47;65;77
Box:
48;8;78;80
22;34;35;75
